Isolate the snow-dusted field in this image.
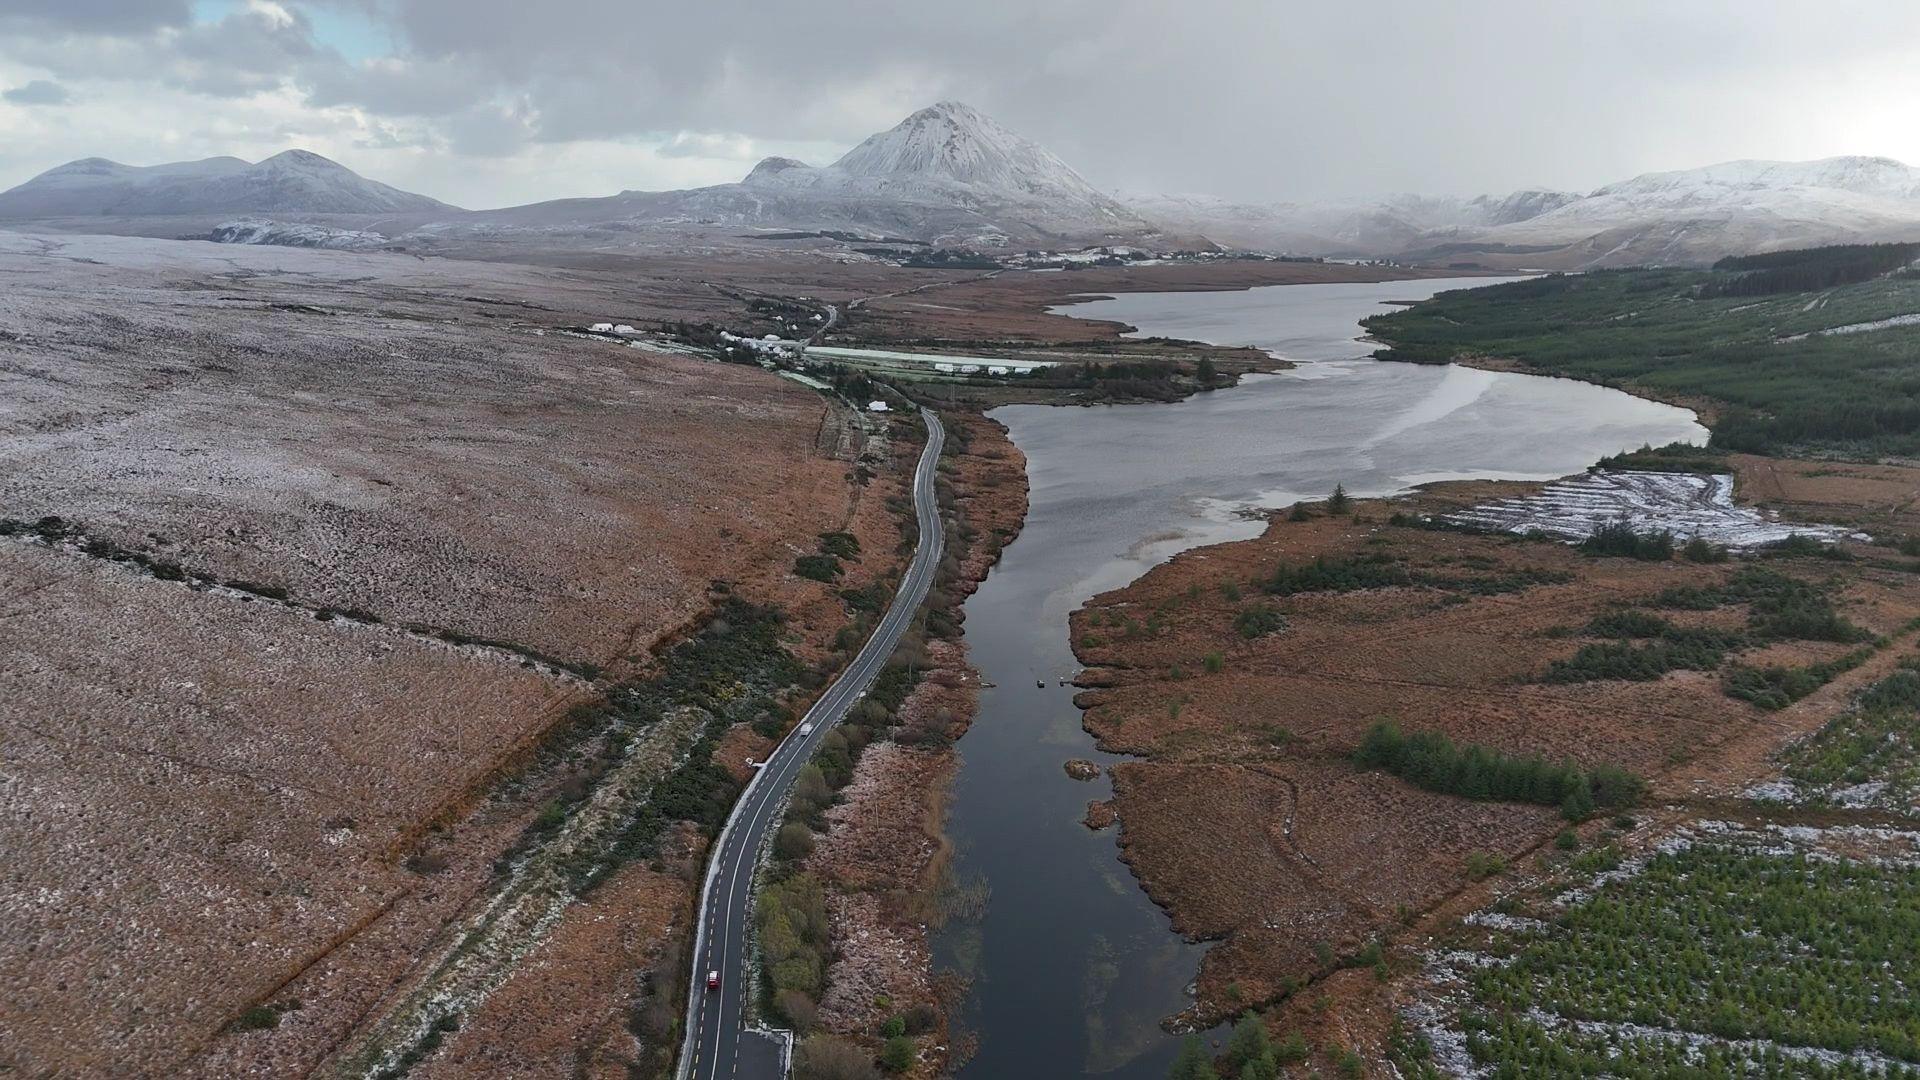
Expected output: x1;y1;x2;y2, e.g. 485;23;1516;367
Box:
1446;470;1860;548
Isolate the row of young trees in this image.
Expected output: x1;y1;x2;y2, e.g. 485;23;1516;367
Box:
1578;521;1677;561
1723;648;1875;710
1539;629;1745;685
1266;552;1412;596
1575;521;1740;565
1355;720;1644;821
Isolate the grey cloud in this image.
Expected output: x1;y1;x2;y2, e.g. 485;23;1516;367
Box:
162;6;326;97
303;54;490;118
377;0;1099;144
656;132;757;161
5;0;1920;207
3;80;71;106
0;4;333;100
292;0;1920;201
351;118;438;151
0;0;190;33
442;103;535;157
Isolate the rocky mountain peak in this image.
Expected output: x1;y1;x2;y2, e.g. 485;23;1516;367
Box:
828;99;1101;201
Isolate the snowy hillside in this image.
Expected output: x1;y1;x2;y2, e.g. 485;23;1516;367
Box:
206;219;391;250
1127;188;1579;255
1592;156;1920;204
0;150;459;218
1455;156;1920;265
1143;156;1920;267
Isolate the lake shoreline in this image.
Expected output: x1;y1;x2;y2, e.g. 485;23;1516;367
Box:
929;276;1704;1078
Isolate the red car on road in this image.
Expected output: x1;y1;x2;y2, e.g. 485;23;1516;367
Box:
706;970;721;991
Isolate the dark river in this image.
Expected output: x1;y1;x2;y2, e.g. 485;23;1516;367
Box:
934;276;1707;1079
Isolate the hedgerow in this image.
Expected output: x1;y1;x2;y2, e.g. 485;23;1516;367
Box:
1354;720;1643;819
1579;521;1675;561
1538;628;1744;684
1266;553;1411;595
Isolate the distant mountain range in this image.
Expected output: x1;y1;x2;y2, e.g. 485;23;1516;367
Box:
6;104;1920;267
0;149;458;218
466;100;1169;248
1128;189;1583;258
1139;157;1920;267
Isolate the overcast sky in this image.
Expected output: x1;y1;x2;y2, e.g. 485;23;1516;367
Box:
2;0;1918;210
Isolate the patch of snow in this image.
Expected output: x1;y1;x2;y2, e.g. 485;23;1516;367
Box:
1745;779;1800;803
1835;781;1891;807
1811;312;1920;339
1445;470;1857;549
777;371;831;391
1463;911;1549;933
207;218;388;250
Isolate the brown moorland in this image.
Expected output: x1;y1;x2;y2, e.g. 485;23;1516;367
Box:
1070;482;1920;1028
0;232;906;1076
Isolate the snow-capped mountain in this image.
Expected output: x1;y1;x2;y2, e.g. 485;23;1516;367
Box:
477;101;1169;247
732;100;1152;240
1449;156;1920;264
815;100;1123;209
1144;156;1920;267
0;150;458;218
1591;156;1920;204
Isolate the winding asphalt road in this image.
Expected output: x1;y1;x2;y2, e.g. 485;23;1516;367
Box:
677;407;946;1080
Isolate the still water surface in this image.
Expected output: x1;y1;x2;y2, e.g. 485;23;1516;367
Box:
938;277;1706;1078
